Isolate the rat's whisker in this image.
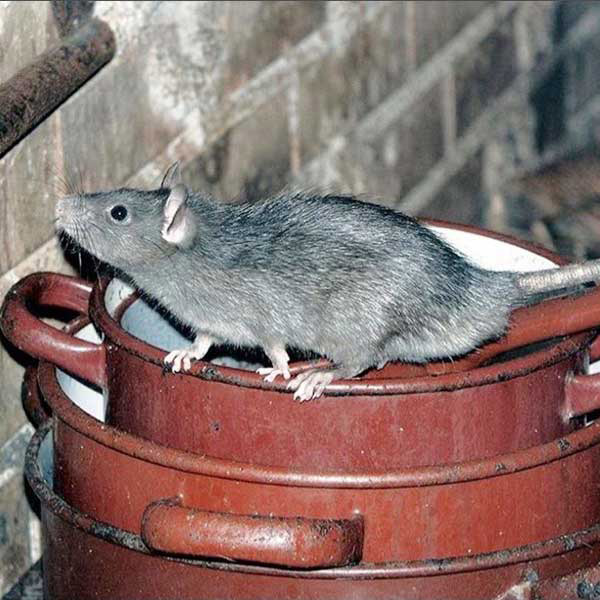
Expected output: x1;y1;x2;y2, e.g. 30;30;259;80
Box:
82;226;97;259
69;224;81;274
75;164;86;197
50;165;75;196
88;221;105;236
63;168;79;196
55;176;71;197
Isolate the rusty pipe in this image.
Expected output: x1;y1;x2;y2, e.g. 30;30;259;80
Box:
0;17;115;157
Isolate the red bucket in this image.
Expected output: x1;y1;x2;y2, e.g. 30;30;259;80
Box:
23;355;600;599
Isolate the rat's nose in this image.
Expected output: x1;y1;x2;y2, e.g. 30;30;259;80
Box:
55;196;69;221
55;195;81;229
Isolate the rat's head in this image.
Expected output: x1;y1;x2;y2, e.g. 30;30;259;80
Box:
55;163;198;273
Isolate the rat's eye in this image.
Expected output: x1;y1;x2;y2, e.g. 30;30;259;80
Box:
110;205;128;222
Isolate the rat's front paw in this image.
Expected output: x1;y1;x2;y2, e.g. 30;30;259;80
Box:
257;365;291;383
287;370;335;402
164;347;203;372
164;334;213;373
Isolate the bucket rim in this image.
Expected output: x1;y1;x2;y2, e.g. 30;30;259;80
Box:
88;218;596;396
34;360;600;489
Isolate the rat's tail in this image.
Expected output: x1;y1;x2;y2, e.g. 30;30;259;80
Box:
515;259;600;295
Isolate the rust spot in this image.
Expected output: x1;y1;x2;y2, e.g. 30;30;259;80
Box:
423;557;454;571
199;365;220;380
89;520;140;548
0;314;15;339
575;580;600;598
524;568;539;584
562;534;576;551
311;520;334;537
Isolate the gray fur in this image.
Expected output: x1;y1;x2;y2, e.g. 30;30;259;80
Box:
54;181;596;383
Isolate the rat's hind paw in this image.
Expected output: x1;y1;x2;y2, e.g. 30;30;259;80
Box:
257;366;291;382
260;345;291;383
287;369;336;402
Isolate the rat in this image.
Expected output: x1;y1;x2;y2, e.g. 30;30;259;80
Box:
55;162;600;401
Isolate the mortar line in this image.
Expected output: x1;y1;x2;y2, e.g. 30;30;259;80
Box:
28;512;42;563
405;0;417;73
354;1;518;144
0;236;67;299
442;68;457;157
529;4;600;89
281;1;521;189
297;0;598;214
505;5;600;179
398;80;531;214
129;1;393;185
129;0;516;187
286;50;302;178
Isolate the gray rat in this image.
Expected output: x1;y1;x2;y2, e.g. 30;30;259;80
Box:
55;163;600;401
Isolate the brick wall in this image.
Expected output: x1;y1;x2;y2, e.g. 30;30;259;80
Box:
0;0;558;592
490;1;600;259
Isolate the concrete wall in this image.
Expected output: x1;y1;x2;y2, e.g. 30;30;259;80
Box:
0;0;559;592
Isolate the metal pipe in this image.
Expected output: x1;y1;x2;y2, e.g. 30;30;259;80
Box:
0;17;115;158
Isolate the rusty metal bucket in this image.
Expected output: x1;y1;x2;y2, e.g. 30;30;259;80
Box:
24;355;600;599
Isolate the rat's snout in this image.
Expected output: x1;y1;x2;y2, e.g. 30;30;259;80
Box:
55;195;83;233
55;194;81;217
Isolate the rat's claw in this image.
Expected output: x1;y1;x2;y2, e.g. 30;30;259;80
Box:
164;349;185;372
295;378;315;402
257;366;291;382
286;370;310;391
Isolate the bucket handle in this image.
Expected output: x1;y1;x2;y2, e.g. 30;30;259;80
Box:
0;272;106;387
22;365;52;427
141;497;363;569
563;334;600;419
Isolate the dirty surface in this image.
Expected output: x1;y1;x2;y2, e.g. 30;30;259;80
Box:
1;561;42;600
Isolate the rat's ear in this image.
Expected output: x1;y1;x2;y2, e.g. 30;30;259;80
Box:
161;184;196;248
161;161;181;189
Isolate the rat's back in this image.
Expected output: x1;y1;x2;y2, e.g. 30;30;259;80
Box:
189;192;518;364
209;193;437;273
